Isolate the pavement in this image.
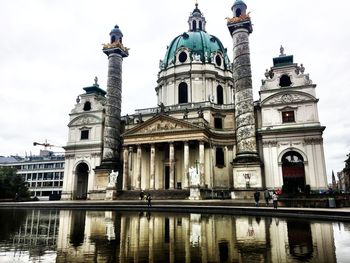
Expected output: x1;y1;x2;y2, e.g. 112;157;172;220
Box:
0;199;349;221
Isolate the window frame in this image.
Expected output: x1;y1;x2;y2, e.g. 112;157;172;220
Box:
282;110;295;123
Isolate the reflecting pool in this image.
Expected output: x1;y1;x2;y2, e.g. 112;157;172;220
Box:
0;209;349;262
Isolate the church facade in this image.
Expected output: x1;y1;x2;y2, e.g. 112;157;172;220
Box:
62;1;327;200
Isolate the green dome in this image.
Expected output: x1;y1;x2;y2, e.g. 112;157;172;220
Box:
162;31;230;69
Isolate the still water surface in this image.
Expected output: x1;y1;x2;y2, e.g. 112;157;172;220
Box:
0;209;349;263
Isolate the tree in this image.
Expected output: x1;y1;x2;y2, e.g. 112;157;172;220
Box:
343;153;350;173
0;167;30;199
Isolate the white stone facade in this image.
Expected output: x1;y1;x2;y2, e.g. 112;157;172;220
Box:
61;84;106;200
62;2;328;200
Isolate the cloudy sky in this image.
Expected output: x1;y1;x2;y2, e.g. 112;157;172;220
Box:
0;0;349;181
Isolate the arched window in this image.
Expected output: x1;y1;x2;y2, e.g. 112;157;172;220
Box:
215;55;222;67
111;35;116;43
192;21;197;31
199;21;202;30
178;82;188;104
217;85;224;105
216;148;225;167
280;74;292;87
236;8;242;17
83;101;91;111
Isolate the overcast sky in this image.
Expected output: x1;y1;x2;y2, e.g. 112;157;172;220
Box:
0;0;349;182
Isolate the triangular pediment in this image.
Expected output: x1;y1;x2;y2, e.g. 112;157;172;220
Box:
123;114;204;137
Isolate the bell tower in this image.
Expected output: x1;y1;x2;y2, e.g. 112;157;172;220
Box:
227;0;262;193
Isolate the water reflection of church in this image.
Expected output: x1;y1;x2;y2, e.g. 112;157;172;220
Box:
62;0;328;200
1;210;339;262
54;211;336;263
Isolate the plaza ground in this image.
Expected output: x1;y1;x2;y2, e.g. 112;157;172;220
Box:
0;199;349;222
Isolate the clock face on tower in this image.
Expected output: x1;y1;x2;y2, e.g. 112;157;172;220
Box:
282;94;293;103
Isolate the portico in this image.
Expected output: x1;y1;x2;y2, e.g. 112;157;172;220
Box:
122;115;209;191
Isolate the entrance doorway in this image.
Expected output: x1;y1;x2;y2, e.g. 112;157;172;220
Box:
76;162;89;199
282;151;306;193
164;166;170;189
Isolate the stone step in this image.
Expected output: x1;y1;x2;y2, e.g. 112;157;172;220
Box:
117;190;190;200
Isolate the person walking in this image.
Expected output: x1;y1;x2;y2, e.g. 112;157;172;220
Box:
264;189;270;206
254;190;260;207
147;194;152;207
140;191;145;200
272;192;278;209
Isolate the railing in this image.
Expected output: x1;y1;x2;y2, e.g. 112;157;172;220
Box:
133;101;234;115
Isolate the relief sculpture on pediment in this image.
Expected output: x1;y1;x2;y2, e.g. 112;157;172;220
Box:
139;120;185;133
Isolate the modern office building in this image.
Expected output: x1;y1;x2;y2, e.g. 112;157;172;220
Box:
0;150;64;200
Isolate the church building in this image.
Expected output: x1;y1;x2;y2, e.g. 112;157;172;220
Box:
62;1;328;200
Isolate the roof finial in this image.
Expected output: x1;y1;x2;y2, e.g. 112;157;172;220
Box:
94;76;99;86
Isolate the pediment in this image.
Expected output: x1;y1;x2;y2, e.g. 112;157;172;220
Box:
68;114;102;127
123;114;203;137
261;91;316;106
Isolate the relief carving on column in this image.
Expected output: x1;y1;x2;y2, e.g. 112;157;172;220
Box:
237;139;256;153
236;114;254;128
233;32;249;46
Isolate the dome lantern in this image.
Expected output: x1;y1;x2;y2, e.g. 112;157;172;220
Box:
188;3;206;32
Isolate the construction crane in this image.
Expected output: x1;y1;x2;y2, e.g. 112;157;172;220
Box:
33;140;62;150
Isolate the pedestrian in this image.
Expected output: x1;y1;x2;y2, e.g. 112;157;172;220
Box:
254;190;260;207
140;191;145;200
264;188;270;206
147;194;152;207
272;192;278;209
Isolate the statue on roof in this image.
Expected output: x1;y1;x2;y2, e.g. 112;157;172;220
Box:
94;76;99;86
158;102;166;113
280;45;285;56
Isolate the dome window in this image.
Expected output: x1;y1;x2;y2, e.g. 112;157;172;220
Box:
199;21;203;31
111;35;116;43
217;85;224;105
280;74;292;87
178;51;188;63
178;82;188;104
83;101;91;111
236;8;242;17
215;55;222;67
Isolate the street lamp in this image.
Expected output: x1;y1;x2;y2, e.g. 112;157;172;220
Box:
244;173;251;188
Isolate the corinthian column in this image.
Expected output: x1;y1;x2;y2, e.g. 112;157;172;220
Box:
184;141;189;188
122;147;128;190
199;141;205;187
150;144;155;189
136;145;142;190
169;142;175;189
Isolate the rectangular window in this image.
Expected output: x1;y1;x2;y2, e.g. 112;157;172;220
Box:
81;130;89;140
282;111;295;123
216;148;225;167
214;118;223;129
